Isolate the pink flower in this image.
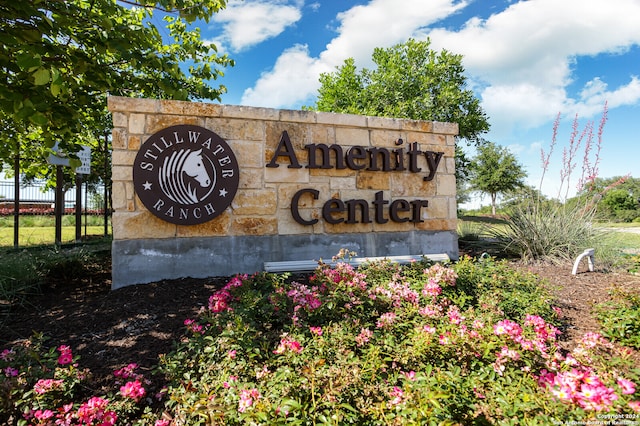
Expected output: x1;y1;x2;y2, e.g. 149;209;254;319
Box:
310;326;323;336
617;378;636;395
228;350;237;359
422;278;442;297
273;337;303;354
376;312;397;329
155;420;171;426
184;318;204;334
389;386;405;405
238;388;260;413
57;345;73;365
34;378;64;394
32;409;55;421
439;333;451;345
120;380;147;402
77;396;110;424
114;363;139;380
629;400;640;412
403;371;416;381
355;328;373;346
4;367;18;377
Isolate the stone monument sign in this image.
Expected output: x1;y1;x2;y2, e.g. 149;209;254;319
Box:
108;97;459;289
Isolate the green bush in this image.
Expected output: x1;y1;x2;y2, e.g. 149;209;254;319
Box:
595;289;640;349
491;203;610;263
2;253;639;425
155;255;638;424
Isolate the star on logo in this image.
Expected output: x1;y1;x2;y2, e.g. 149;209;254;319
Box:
219;188;228;197
143;181;152;190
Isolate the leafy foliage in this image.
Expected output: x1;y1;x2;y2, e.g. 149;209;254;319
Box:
1;0;234;168
596;288;640;349
469;141;526;215
313;39;489;145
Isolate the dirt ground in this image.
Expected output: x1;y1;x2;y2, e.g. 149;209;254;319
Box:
1;246;639;396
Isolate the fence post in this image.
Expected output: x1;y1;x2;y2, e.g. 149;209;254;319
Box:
75;173;82;242
55;166;63;246
13;145;19;248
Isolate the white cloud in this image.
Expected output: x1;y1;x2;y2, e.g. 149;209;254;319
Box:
242;0;467;107
211;0;302;52
426;0;640;131
241;44;331;107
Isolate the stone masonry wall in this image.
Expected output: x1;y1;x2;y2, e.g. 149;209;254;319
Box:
108;96;459;288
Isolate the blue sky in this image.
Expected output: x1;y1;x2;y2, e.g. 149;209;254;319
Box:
188;0;640;207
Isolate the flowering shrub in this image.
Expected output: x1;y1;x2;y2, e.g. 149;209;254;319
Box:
0;334;155;425
157;254;640;424
2;253;638;424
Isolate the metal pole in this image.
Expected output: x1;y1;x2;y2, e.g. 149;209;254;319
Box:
55;165;63;246
75;173;82;242
13;143;19;248
104;132;109;236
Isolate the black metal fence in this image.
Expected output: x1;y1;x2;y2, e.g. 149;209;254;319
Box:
0;180;107;214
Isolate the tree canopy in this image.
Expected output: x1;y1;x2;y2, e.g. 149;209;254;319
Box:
0;0;233;156
313;39;490;145
469;141;526;216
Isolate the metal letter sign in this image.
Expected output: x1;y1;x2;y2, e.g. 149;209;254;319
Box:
133;125;240;225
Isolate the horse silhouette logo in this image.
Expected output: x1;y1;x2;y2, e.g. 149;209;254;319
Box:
158;148;216;205
133;125;239;225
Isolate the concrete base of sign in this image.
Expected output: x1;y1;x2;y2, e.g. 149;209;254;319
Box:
111;231;459;289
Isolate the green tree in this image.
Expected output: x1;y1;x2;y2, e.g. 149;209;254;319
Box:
0;0;233;157
312;38;490;204
469;141;526;216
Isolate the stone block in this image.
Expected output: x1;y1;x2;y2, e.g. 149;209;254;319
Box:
370;129;405;147
265;166;309;184
335;127;370;147
278;183;330;210
229;140;263;167
436;174;457;197
112;181;127;211
146;115;202;134
356;171;390;190
112;211;176;240
367;116;402;130
112;150;136;167
424;197;448;219
112;112;128;128
221;104;279;121
401;120;434;133
433;121;459;136
112;165;132;182
389;174;436;197
415;218;457;231
108;96;158;114
279;109;317;124
159;99;222;117
316;111;367;127
129;113;146;134
330;176;357;190
111;128;127;149
239;168;264;189
231;217;278;235
127;135;141;151
176;212;231;237
277;210;322;235
233;188;278;215
207;118;265;141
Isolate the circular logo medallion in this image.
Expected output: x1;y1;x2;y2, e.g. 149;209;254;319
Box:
133;125;239;225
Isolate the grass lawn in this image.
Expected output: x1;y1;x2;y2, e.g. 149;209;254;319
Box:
0;226;110;246
0;215;110;247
